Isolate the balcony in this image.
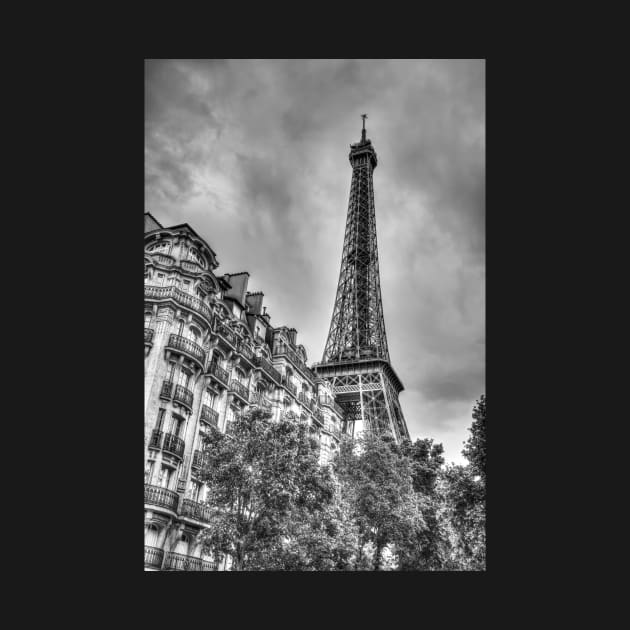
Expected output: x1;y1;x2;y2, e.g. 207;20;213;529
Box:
192;449;204;469
160;380;173;400
144;285;213;326
148;430;185;458
153;253;175;267
250;392;272;410
319;395;344;417
180;498;213;524
252;356;282;384
163;552;217;571
148;429;163;450
144;545;164;569
200;404;219;426
144;328;155;344
163;432;185;458
166;334;206;368
145;484;179;512
281;377;297;398
181;260;202;274
173;384;194;410
273;342;315;384
229;380;249;404
215;322;236;347
207;362;230;387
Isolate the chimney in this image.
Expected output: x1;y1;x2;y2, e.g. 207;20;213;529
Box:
287;328;298;346
223;272;249;306
245;291;264;315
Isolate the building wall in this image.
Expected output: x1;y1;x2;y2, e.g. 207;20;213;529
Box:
144;216;346;571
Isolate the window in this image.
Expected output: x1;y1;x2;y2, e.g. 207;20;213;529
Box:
144;312;152;328
188;481;201;502
157;466;173;489
199;420;212;440
145;524;158;547
155;408;166;431
157;273;165;286
144;461;154;484
188;326;200;344
175;533;189;555
165;363;175;383
202;389;215;409
178;369;191;390
170;414;185;437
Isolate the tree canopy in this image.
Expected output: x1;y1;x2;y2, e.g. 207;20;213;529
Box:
195;396;486;571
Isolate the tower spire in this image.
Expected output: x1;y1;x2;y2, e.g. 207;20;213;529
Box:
315;122;410;444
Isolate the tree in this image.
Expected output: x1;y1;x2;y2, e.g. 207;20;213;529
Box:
397;439;452;570
334;432;423;570
463;394;486;483
442;395;486;570
197;408;336;570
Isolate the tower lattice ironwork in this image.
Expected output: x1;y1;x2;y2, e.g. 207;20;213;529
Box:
316;117;410;443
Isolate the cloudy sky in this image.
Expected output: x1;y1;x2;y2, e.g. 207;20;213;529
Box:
145;59;485;464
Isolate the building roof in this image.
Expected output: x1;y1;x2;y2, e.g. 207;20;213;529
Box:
144;212;163;233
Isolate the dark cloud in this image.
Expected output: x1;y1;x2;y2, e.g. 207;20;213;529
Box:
145;59;485;463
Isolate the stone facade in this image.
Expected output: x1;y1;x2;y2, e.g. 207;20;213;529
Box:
144;213;346;571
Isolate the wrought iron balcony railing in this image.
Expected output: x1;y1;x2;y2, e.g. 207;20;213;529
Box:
200;404;219;426
237;341;254;360
149;429;163;450
160;380;173;399
148;430;185;458
207;362;230;386
167;334;206;366
215;322;236;346
162;432;185;458
144;285;213;325
144;484;179;512
252;356;282;384
144;328;155;344
192;449;204;469
173;384;194;410
229;380;249;403
144;545;164;569
163;552;217;571
180;498;213;523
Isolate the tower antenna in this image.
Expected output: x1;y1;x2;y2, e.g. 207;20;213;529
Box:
361;113;367;141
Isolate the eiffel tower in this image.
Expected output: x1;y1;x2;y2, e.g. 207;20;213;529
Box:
315;116;410;443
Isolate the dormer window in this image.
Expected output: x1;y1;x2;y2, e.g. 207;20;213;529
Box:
188;247;207;269
148;240;170;254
